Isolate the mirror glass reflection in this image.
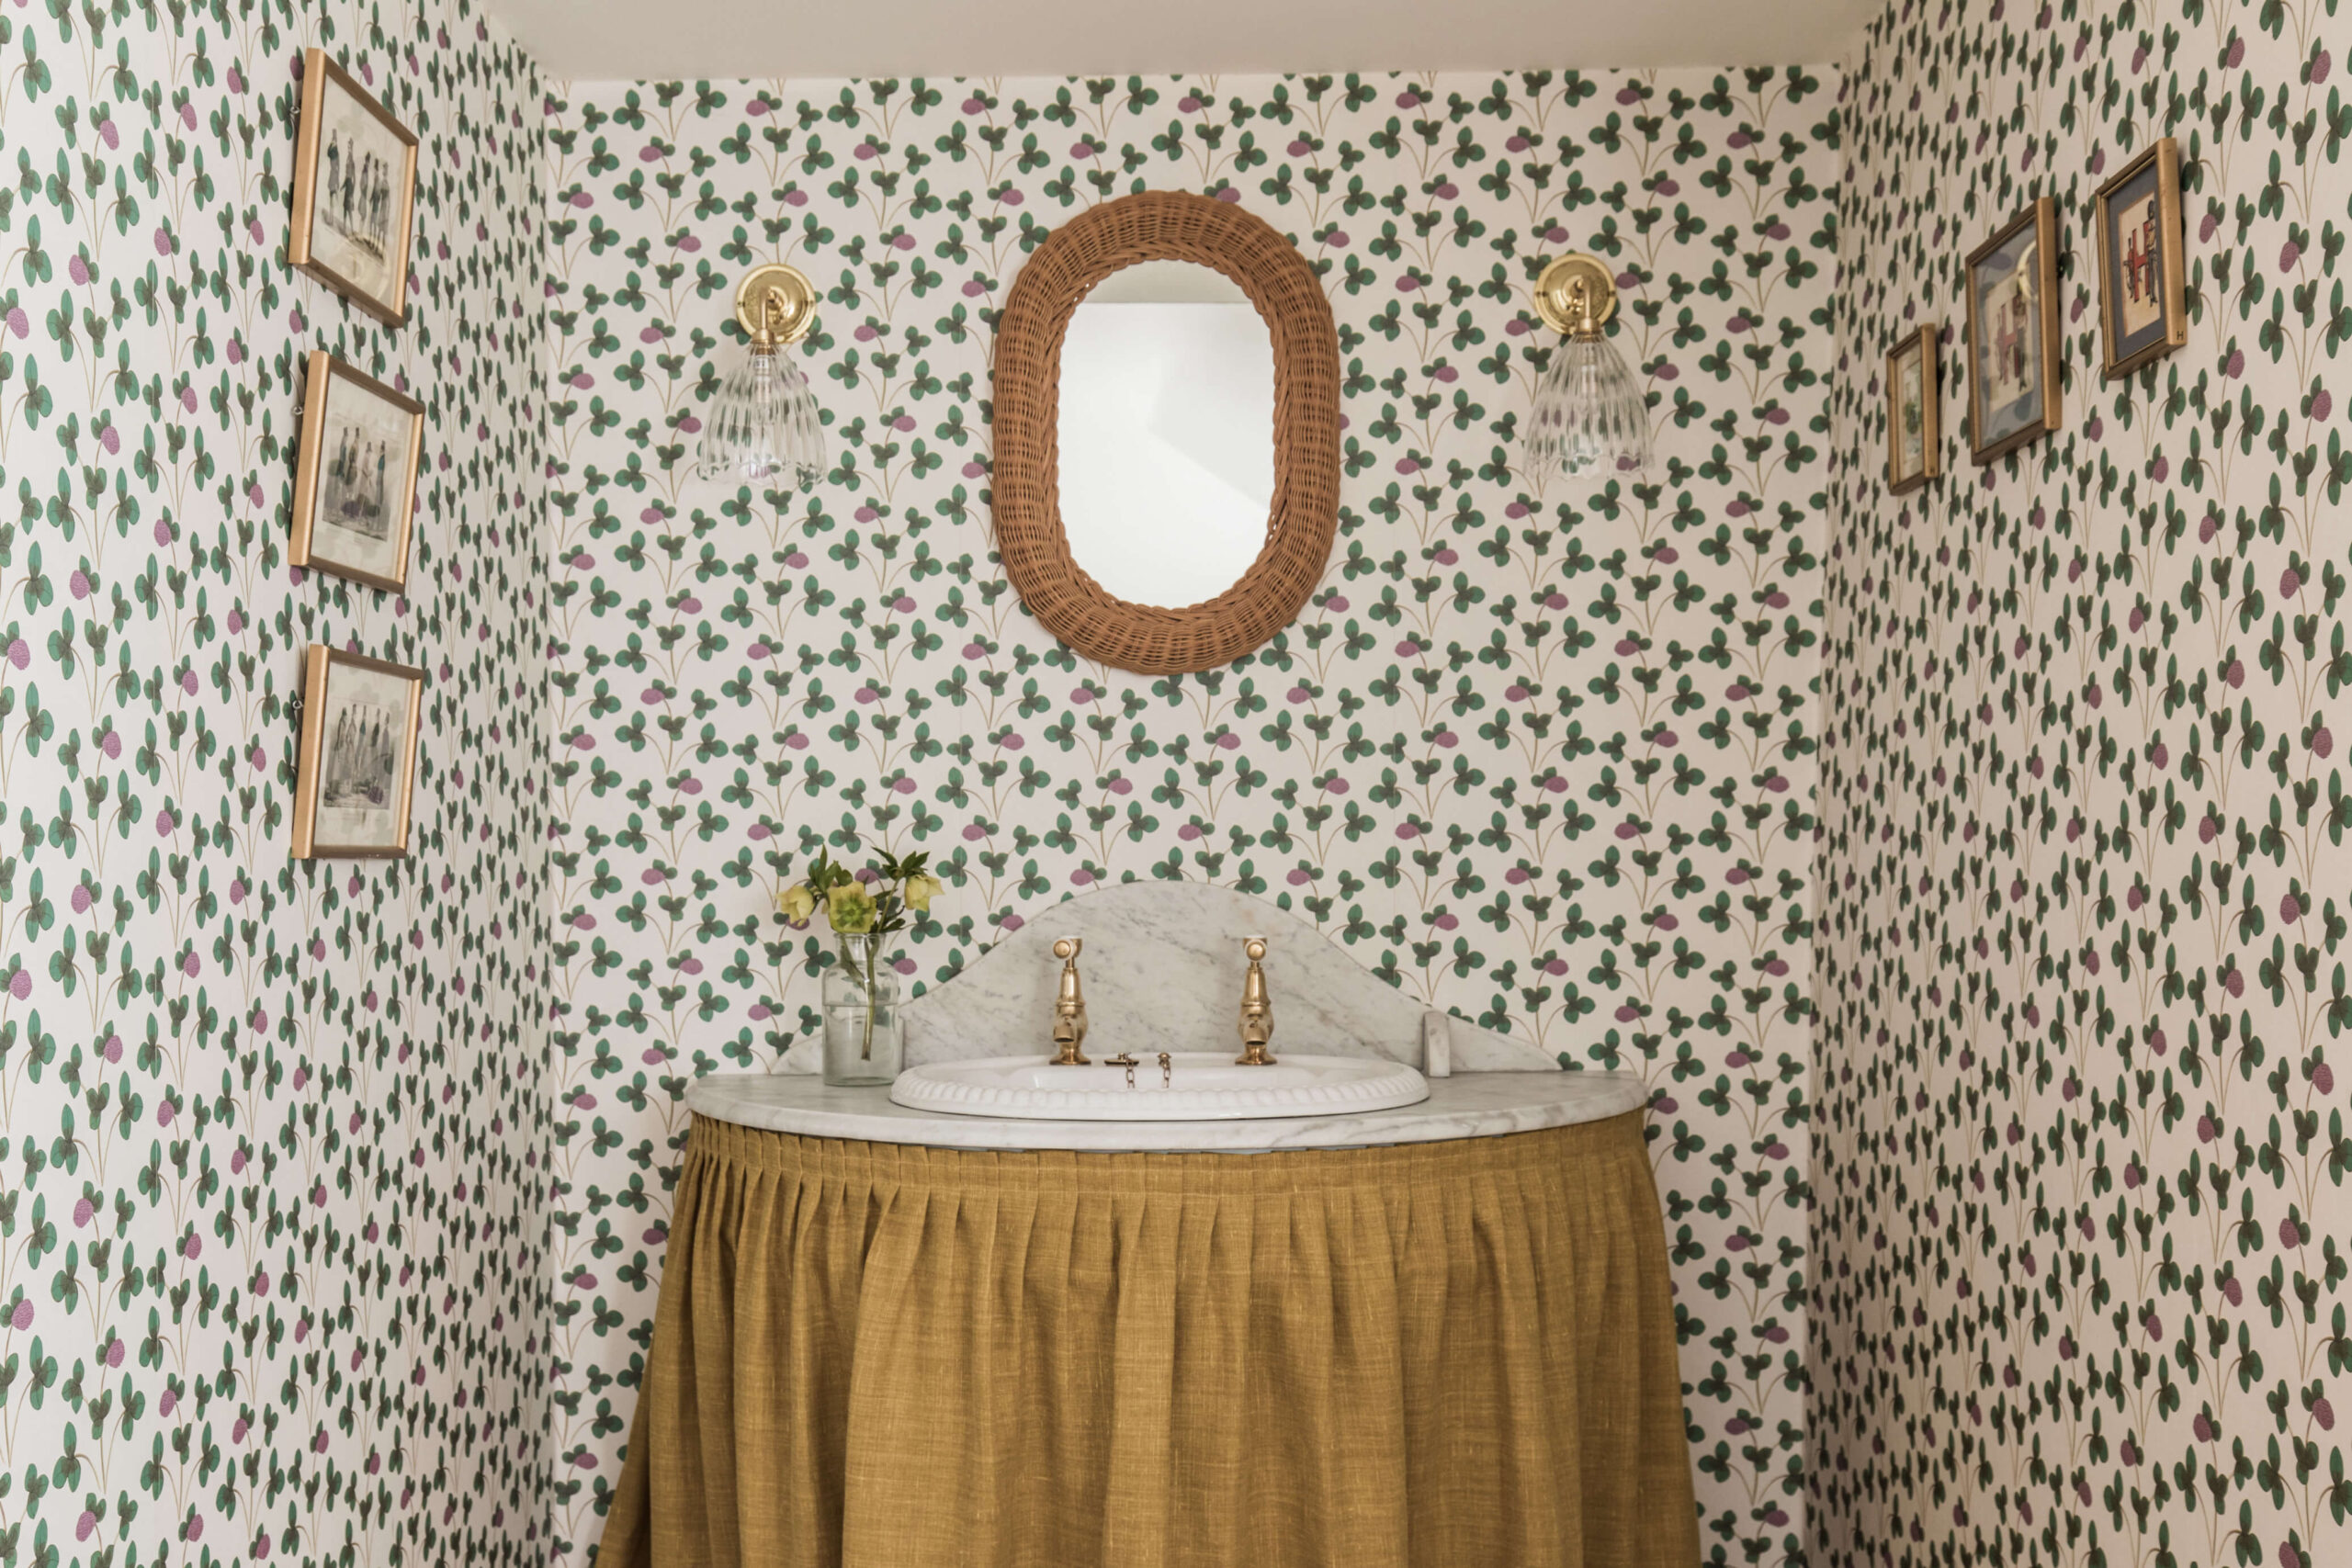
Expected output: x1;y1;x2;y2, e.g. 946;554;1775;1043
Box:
1057;259;1274;608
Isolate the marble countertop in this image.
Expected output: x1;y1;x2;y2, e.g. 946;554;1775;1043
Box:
684;1069;1650;1153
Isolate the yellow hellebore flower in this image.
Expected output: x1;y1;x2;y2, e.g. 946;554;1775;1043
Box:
902;874;944;913
778;885;817;924
826;881;877;934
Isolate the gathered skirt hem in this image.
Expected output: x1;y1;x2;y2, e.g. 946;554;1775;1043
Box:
598;1109;1698;1568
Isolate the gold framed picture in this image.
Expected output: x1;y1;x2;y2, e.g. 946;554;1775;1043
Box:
1964;197;2062;464
1885;321;1939;494
2094;137;2188;379
292;646;424;859
288;49;418;327
291;352;423;592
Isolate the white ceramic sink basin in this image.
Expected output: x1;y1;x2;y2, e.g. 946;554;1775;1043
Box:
889;1052;1430;1121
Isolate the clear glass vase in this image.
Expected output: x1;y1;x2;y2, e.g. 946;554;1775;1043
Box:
821;933;902;1086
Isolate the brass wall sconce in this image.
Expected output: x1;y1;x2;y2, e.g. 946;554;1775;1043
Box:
696;261;827;489
1524;252;1651;479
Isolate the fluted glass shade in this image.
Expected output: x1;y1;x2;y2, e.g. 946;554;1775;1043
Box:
1525;330;1651;479
696;344;826;489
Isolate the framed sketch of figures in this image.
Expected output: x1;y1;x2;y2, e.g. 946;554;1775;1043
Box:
2095;137;2188;378
1885;322;1939;494
291;352;422;592
1964;197;2062;464
292;647;424;859
288;49;417;327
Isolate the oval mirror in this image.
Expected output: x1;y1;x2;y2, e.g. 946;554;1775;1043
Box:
992;191;1340;675
1056;260;1275;609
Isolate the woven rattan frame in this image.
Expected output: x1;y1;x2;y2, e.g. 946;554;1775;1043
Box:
994;191;1340;674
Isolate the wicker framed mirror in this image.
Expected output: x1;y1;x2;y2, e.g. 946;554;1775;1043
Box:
993;191;1340;674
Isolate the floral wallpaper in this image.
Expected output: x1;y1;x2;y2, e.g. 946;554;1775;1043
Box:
0;4;548;1568
1814;0;2350;1565
11;0;2334;1560
544;67;1832;1568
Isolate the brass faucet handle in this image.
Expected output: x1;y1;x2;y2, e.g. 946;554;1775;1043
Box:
1049;935;1091;1065
1236;933;1276;1066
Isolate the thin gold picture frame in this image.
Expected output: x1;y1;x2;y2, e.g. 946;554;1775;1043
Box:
291;646;424;860
1885;321;1939;495
288;49;418;328
290;351;424;593
2093;137;2188;379
1964;197;2063;465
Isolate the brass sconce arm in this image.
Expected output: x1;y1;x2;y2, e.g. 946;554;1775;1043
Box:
1532;252;1618;339
733;262;819;352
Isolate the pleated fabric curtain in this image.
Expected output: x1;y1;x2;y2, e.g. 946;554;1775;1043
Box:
599;1111;1698;1568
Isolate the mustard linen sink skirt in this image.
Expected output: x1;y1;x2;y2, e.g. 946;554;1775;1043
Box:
599;1110;1696;1568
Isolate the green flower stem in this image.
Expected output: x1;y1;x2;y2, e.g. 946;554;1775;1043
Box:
861;939;878;1061
838;933;881;1061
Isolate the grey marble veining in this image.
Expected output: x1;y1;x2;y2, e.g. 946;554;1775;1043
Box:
886;881;1559;1072
689;1068;1649;1153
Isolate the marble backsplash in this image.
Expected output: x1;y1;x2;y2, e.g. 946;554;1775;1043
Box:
778;882;1561;1074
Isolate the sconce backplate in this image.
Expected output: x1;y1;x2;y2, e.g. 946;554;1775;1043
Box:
733;262;819;345
1532;253;1617;334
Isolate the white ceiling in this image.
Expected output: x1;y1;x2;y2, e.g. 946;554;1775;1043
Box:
493;0;1871;84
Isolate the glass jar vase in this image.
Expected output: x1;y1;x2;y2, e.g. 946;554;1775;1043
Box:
821;933;902;1086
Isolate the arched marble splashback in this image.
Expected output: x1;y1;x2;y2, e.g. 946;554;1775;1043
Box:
853;883;1559;1073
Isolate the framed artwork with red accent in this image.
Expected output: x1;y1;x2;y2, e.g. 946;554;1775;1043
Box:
2094;137;2188;379
1964;197;2062;464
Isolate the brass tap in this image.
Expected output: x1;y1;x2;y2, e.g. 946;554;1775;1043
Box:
1236;935;1275;1066
1048;936;1090;1065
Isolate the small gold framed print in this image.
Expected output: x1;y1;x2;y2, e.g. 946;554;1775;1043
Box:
291;352;423;592
1885;322;1939;495
1964;197;2063;464
292;646;424;859
2094;137;2188;379
288;49;418;327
